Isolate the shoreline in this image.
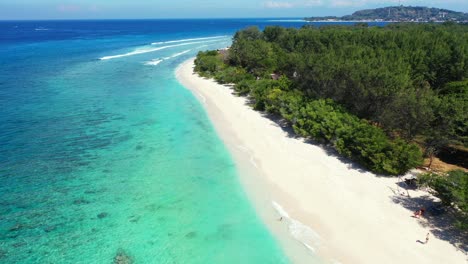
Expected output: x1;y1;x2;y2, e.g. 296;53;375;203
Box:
176;58;466;264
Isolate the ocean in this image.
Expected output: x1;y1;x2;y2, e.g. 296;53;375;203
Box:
0;19;385;263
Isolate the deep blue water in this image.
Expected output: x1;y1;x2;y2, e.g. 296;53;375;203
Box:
0;19;387;263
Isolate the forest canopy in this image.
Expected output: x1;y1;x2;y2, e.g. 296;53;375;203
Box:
194;23;468;175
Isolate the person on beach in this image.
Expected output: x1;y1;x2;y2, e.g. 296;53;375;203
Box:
413;208;425;218
425;233;430;244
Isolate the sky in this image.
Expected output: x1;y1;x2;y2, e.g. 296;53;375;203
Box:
0;0;467;20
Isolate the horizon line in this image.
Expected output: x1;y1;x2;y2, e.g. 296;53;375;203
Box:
0;17;310;22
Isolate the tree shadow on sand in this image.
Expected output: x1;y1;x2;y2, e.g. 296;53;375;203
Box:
228;87;370;173
391;190;468;253
259;110;369;173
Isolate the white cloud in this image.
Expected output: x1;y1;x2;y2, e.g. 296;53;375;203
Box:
264;1;295;8
264;0;324;8
330;0;362;7
57;4;82;12
304;0;324;6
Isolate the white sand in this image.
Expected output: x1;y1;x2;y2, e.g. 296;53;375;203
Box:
176;59;467;264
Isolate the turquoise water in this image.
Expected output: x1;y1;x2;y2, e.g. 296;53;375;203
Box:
0;20;294;263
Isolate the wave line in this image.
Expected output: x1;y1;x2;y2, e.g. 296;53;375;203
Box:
163;49;191;60
144;59;163;66
272;201;321;254
100;39;223;60
151;35;228;45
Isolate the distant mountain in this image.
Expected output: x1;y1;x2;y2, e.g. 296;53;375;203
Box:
305;6;468;22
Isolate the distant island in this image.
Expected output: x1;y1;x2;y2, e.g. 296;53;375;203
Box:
305;6;468;22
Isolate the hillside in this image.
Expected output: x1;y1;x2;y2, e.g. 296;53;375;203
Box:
306;6;468;22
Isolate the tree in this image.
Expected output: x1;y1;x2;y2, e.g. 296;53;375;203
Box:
419;170;467;208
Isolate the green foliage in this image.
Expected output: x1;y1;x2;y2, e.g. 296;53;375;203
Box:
246;76;293;112
193;23;468;174
232;26;263;41
418;170;468;209
418;170;468;229
388;139;424;175
195;50;255;85
276;90;305;123
431;85;468;147
228;24;467;153
194;51;224;77
379;87;436;139
214;66;253;84
440;80;468;95
234;80;254;96
229;39;276;76
290;99;421;174
249;79;276;111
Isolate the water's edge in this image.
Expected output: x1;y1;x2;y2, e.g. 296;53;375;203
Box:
175;59;323;264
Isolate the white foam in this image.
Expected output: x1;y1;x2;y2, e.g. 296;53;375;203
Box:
236;145;249;152
196;91;207;104
35;27;49;31
163;49;191;60
234;145;259;169
304;243;316;253
100;39;222;60
267;19;309;22
144;59;163;66
272;201;321;254
151;35;228;45
145;49;193;66
249;156;259;169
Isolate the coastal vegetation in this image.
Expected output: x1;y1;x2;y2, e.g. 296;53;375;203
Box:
305;6;468;22
418;170;468;230
194;23;468;176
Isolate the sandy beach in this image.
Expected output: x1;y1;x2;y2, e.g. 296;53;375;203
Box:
176;58;467;264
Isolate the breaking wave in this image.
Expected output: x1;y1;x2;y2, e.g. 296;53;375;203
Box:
99;39;222;60
163;49;191;60
272;201;321;254
144;59;163;66
151;35;228;45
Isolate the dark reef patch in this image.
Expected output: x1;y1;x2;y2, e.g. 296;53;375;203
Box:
8;223;24;232
135;144;144;151
12;242;26;248
43;225;57;233
97;212;108;219
73;199;90;205
185;231;197;239
128;215;140;223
